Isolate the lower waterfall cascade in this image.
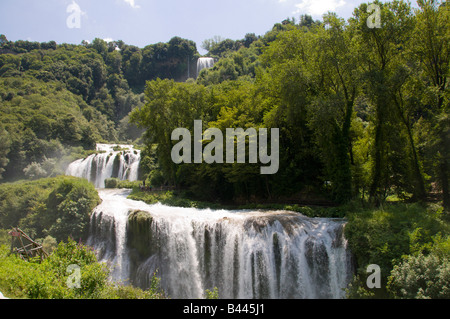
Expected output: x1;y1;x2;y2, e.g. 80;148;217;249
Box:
87;189;353;299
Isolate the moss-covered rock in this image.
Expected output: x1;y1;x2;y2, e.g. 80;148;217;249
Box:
127;210;155;259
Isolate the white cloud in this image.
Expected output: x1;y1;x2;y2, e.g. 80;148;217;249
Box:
294;0;346;16
123;0;140;9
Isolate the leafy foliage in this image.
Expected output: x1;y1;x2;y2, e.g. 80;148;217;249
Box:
344;202;449;297
0;35;200;181
387;236;450;299
0;1;449;299
131;1;449;209
0;176;100;242
129;3;450;298
0;239;166;299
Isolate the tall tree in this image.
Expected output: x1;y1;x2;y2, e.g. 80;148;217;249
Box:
259;27;324;196
130;79;208;184
308;13;359;202
412;0;449;208
350;0;416;204
0;125;10;180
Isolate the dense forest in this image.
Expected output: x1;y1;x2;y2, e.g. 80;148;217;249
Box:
131;0;449;210
0;0;449;299
0;33;200;181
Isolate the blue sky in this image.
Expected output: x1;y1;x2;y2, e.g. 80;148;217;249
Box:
0;0;417;54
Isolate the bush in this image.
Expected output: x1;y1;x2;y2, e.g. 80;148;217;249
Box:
45;177;101;241
105;178;140;189
0;239;108;299
387;236;450;299
42;235;58;253
105;177;119;188
0;176;100;242
36;239;107;298
204;287;219;299
388;253;450;299
344;203;449;297
149;169;165;187
0;239;166;299
23;162;47;180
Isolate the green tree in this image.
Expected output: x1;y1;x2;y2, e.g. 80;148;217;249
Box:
307;13;359;202
23;162;47;180
91;38;108;58
412;0;450;209
259;26;326;197
349;0;417;204
201;35;224;53
0;126;10;180
388;235;450;298
130;79;208;184
0;34;7;45
45;178;100;241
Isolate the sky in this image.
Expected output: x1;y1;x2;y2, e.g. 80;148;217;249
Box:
0;0;417;55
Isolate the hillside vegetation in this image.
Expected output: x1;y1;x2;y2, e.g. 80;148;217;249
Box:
0;0;449;299
0;176;100;243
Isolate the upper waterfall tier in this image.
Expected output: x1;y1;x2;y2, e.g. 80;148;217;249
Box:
197;57;215;77
65;144;141;188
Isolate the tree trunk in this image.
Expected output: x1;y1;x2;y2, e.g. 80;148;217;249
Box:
440;159;450;211
406;123;426;200
370;108;384;206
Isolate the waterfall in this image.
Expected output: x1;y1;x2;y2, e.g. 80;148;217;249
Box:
88;189;132;282
197;57;215;77
66;144;141;188
88;189;353;299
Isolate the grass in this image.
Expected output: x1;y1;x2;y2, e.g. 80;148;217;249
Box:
127;187;349;218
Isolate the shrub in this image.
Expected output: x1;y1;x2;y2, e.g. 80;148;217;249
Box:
204;287;219;299
105;177;120;188
45;177;101;241
0;239;166;299
0;176;100;242
41;235;58;253
388;253;450;299
0;239;108;299
387;236;450;299
344;203;449;297
23;162;47;180
104;178;140;189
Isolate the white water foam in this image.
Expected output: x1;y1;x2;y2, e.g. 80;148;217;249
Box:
88;189;353;299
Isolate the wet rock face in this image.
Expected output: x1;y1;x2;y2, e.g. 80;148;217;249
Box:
88;211;116;261
127;210;155;258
